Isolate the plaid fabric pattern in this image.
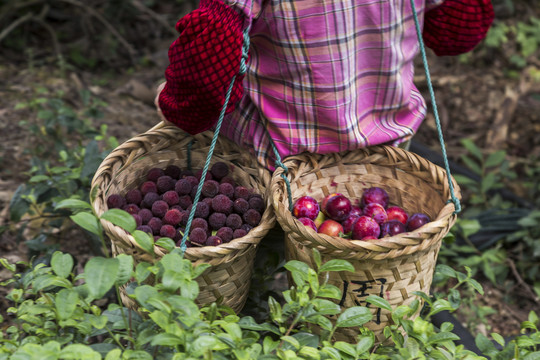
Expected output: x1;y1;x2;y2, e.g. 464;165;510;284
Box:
221;0;449;170
158;0;245;134
161;0;493;169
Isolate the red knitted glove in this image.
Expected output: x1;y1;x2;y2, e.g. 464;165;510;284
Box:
423;0;494;56
158;0;246;135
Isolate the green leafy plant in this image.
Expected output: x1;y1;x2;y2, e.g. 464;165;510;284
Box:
7;88;117;260
0;205;519;360
506;210;540;299
453;138;516;212
478;16;540;70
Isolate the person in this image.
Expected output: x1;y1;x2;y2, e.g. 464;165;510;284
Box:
155;0;494;171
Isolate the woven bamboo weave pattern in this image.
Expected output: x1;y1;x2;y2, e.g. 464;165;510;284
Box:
91;122;275;313
271;145;460;343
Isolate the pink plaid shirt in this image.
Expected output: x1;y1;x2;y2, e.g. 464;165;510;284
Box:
159;0;494;170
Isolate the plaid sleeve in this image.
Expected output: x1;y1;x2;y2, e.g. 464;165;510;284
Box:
423;0;495;56
158;0;246;135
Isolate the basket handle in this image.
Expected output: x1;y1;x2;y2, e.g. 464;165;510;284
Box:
180;27;252;252
410;0;461;214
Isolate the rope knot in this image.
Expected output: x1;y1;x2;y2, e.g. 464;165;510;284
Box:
239;28;250;75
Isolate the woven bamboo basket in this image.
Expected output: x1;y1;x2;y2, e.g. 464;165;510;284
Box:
270;145;461;344
91;122;275;313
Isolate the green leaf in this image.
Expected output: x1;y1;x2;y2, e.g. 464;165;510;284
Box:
365;295;392;311
84;257;119;299
55;199;92;211
81;140;104;179
318;284;342;300
263;336;280;354
312;298;341;315
29;174;50;183
268;296;282;323
292;332;319;348
460;155;482;176
71;212;101;236
51;252;74;279
104;348;122;360
448;288;461;309
452;174;478;187
480;172;497;194
528;310;539;325
524;351;540;360
192;263;211;279
321;346;341;360
482;261;497;284
284;260;310;286
33;274;72;291
319;259;355;273
150;333;183;346
9;185;30;222
88;314;108;329
101;209;136;234
468;278;484;295
457;219;481;238
490;332;505;347
119;350;152;360
475;333;497;354
307;314;333;331
238;316;280;335
427;332;460;346
134;285;159;310
334;341;356;357
162;270;184;293
55;288;79;320
133;230;154;254
336;306;372;328
485;150;506;168
461;138;483;161
312;248;322;271
435;264;457;279
0;258;16;272
355;336;374;354
191;335;218;354
134;262;152;284
429;299;455;316
155;237;176;253
59;344;101;359
280;336;300;350
298;346;320;360
115;254;133;286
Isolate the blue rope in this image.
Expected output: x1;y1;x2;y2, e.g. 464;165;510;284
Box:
410;0;461;214
180;27;251;252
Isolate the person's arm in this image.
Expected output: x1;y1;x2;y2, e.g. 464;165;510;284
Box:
423;0;495;56
157;0;247;135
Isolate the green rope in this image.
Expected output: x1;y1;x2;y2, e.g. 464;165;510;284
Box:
410;0;461;214
180;27;251;252
267;134;294;211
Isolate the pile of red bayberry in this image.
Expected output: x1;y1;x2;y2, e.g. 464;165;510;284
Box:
106;162;264;247
292;187;431;240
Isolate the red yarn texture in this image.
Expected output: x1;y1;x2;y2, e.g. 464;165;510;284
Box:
158;0;245;135
423;0;495;56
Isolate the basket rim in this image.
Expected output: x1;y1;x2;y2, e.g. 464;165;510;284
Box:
270;145;459;259
91;122;276;260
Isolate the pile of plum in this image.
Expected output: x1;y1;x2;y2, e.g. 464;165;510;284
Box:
292;187;430;240
106;162;264;247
